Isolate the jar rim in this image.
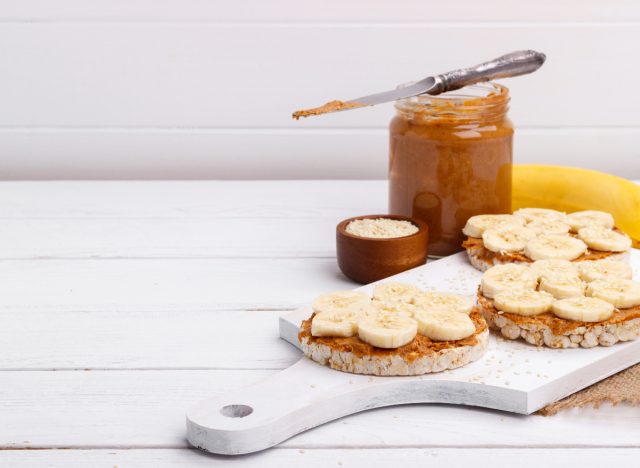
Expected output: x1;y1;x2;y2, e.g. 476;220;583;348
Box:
394;82;509;122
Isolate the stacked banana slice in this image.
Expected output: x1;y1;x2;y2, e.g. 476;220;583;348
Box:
300;282;490;375
309;282;478;348
462;208;632;272
477;258;640;348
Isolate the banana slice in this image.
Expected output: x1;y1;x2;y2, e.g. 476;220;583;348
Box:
370;299;417;318
578;260;633;282
530;259;579;280
311;309;366;337
482;226;536;253
514;208;567;224
413;292;474;315
586;278;640;309
566;210;615;232
524;234;587;261
493;289;555;316
372;282;421;304
539;274;585;299
413;310;476;341
578;226;632;252
480;264;538;299
312;291;371;315
531;258;584;299
525;219;571;235
357;313;418;348
552;296;615;322
462;214;524;238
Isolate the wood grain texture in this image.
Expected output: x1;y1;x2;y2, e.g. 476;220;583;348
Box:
0;217;341;259
0;180;386;218
4;0;640;21
1;180;639;464
1;370;639;449
1;3;638;180
0;258;354;311
0;309;299;370
2;448;640;468
0;25;637;129
0;180;385;258
2;129;639;179
5;180;640;260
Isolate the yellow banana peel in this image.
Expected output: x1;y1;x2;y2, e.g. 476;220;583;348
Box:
513;164;640;248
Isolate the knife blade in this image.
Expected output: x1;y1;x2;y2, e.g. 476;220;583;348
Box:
347;77;437;106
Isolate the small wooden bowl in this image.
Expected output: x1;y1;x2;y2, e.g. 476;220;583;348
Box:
336;215;429;284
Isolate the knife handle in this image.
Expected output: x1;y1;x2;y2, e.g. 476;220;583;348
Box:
430;50;546;95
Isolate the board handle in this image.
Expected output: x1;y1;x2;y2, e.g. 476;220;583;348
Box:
186;358;366;455
186;357;508;455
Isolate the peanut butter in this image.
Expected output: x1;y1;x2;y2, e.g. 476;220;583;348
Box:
298;308;487;362
478;291;640;336
292;100;365;120
389;83;513;257
462;235;620;264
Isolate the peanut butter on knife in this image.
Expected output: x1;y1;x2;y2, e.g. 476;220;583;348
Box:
292;100;365;119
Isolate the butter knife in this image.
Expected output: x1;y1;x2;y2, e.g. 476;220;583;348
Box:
293;50;546;119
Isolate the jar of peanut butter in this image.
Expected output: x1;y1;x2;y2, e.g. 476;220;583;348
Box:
389;83;513;257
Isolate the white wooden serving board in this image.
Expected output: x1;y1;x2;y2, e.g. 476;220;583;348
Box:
187;249;640;455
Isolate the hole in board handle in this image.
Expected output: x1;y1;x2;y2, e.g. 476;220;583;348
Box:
220;404;253;418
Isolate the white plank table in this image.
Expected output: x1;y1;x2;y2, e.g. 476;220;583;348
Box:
0;180;638;467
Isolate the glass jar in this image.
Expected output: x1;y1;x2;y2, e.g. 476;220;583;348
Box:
389;82;513;257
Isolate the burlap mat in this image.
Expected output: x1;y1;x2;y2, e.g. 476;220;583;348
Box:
538;363;640;416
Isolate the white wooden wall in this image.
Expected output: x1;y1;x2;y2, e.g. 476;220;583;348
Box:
1;1;639;179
